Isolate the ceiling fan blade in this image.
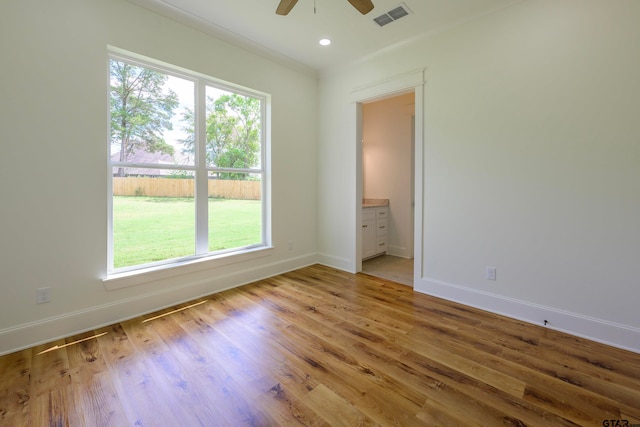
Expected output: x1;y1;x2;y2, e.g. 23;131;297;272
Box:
276;0;299;15
347;0;374;15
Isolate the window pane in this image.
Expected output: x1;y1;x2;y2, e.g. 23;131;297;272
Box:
108;52;268;274
110;60;195;166
208;174;262;252
205;86;262;169
112;168;195;269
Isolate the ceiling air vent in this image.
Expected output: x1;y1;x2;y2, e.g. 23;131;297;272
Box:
373;3;412;27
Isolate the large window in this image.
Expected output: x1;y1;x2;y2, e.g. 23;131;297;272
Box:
108;52;268;275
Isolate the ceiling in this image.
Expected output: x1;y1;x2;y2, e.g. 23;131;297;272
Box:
130;0;521;73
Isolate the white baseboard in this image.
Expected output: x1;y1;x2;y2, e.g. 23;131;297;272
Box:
8;261;636;357
415;276;640;355
387;245;412;258
317;252;355;273
0;253;318;356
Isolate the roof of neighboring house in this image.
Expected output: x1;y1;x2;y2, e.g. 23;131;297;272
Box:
111;149;178;176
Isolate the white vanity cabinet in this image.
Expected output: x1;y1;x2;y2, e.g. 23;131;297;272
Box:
362;206;388;260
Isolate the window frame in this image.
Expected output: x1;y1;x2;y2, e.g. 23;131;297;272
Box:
105;48;271;286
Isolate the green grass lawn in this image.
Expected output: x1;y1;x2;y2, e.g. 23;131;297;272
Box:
113;196;261;269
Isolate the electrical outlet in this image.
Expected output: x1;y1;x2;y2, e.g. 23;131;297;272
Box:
486;266;497;281
37;287;51;304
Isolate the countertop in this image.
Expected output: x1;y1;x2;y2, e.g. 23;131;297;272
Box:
363;198;389;208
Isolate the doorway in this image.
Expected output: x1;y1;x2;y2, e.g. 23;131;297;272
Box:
359;93;415;286
351;69;424;289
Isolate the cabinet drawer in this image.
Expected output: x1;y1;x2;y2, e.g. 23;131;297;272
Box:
362;209;376;221
376;208;388;219
375;237;387;253
376;219;388;236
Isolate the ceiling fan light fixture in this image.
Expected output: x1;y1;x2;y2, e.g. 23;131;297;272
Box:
276;0;299;15
319;38;332;46
276;0;374;15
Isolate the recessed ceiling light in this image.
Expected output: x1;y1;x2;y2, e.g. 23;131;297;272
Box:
319;38;331;46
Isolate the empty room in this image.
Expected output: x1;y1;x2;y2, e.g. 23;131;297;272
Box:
1;0;639;425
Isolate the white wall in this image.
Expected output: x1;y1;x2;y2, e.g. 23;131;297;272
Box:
318;0;640;352
3;0;639;356
0;0;318;354
363;93;414;258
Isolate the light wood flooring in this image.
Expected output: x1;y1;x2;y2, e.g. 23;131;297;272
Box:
1;264;639;426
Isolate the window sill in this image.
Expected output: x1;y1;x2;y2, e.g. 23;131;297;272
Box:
103;246;274;291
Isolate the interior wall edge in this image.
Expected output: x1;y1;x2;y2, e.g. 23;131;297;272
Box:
0;253;319;356
415;277;640;355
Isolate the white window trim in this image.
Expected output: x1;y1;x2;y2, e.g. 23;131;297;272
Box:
105;47;271;287
103;246;274;290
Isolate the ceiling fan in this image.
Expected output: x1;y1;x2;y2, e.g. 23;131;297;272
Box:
276;0;374;16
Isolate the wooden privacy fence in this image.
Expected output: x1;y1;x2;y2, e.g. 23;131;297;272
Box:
113;177;261;199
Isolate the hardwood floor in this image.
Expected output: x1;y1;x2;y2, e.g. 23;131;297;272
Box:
1;265;639;426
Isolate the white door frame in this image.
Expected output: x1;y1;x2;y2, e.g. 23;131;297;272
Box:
351;69;425;286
